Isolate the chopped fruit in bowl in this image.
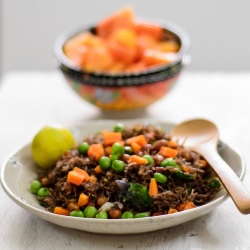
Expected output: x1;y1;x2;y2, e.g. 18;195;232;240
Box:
54;7;190;111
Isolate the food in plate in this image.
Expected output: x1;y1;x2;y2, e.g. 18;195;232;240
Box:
30;122;222;219
63;7;180;74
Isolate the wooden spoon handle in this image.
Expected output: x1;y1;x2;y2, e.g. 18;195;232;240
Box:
196;146;250;214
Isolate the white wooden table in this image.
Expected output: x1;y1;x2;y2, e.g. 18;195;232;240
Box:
1;71;250;250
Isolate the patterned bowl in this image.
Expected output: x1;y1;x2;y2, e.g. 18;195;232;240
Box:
54;21;190;112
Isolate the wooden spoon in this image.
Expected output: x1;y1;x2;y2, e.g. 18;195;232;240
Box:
170;118;250;214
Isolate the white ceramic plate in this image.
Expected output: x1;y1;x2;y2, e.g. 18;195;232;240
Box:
0;120;245;235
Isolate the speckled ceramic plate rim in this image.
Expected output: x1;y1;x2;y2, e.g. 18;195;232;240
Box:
0;119;246;235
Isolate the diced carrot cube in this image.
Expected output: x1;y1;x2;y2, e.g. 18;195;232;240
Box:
94;165;103;174
88;143;105;161
73;167;90;181
177;201;196;211
148;178;158;197
129;155;148;165
54;206;70;216
159;146;178;158
102;130;123;146
168;208;178;214
131;141;141;153
126;135;147;147
77;193;89;207
67;171;85;186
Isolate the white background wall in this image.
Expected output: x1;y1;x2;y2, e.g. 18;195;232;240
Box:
1;0;250;74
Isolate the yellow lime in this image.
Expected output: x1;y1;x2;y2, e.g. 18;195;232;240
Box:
31;125;75;169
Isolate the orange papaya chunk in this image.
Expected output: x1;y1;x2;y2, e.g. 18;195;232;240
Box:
142;49;171;66
135;22;164;40
136;34;157;61
96;7;135;38
111;28;137;48
83;46;114;72
155;41;180;53
64;45;87;67
106;39;137;65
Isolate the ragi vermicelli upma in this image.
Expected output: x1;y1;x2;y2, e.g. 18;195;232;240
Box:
30;123;222;219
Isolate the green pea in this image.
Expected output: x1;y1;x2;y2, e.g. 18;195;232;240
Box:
111;143;125;156
78;142;90;155
112;160;125;173
69;210;84;217
135;212;150;218
30;180;42;194
96;211;109;219
111;154;119;162
124;146;133;154
37;187;50;197
114;123;125;132
161;158;179;168
154;173;168;184
83;206;98;218
99;156;111;170
208;177;221;188
143;155;154;165
121;211;134;219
